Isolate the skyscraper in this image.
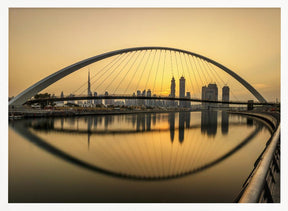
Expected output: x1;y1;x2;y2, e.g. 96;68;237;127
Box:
202;83;218;108
186;92;191;108
137;90;141;106
179;76;185;107
169;77;176;107
170;77;176;98
222;85;230;102
147;89;152;97
202;84;218;101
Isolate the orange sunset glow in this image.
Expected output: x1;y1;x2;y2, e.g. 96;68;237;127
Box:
9;8;280;102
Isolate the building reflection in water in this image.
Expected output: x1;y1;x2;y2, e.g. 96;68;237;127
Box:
178;112;191;143
221;111;229;135
30;118;55;131
87;117;92;149
168;112;175;143
136;114;146;131
247;117;253;127
146;113;151;131
141;114;145;131
104;115;113;129
201;110;218;137
11;109;272;188
31;111;234;146
132;115;136;127
152;114;157;126
61;118;64;130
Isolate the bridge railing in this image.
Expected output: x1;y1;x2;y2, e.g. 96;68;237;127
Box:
236;113;280;203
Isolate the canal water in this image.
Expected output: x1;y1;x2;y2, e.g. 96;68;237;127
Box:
9;111;271;203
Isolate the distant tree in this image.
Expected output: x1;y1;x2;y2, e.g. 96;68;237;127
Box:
34;93;52;108
34;93;51;99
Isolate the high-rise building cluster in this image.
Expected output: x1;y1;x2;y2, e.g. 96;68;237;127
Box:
60;71;230;108
125;89;166;107
125;76;192;108
167;76;191;108
202;84;218;102
201;83;230;108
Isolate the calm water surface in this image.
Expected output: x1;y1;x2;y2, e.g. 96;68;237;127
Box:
9;111;271;203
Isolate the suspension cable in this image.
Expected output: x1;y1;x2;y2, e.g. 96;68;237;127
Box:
72;53;123;95
104;51;138;93
113;51;142;94
160;50;167;94
169;50;174;78
187;55;201;98
93;52;132;93
124;50;148;94
174;51;180;79
198;57;214;84
80;52;129;95
135;50;153;92
152;50;163;95
144;50;158;91
195;56;208;85
189;56;205;96
183;53;196;97
179;52;185;77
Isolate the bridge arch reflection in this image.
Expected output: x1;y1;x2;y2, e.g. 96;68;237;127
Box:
9;112;268;180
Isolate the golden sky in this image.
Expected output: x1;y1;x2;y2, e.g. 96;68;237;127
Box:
9;8;280;101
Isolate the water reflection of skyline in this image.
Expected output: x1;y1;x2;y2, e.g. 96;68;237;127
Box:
10;111;268;181
28;111;244;144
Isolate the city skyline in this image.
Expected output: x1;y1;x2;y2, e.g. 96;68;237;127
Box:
9;8;280;102
55;75;232;109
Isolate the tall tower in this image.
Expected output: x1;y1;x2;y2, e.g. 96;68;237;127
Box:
208;84;218;101
179;76;185;107
170;77;176;98
202;83;218;108
169;77;176;107
186;92;191;108
222;86;230;102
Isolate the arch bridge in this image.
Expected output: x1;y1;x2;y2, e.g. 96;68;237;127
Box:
9;46;267;106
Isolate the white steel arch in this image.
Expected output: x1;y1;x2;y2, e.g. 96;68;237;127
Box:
9;47;267;106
